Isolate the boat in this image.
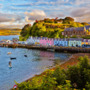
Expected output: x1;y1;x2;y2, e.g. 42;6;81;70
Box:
24;55;27;57
9;61;12;68
10;57;16;60
7;52;12;55
9;65;12;69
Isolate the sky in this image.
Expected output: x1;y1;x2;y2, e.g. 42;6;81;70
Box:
0;0;90;29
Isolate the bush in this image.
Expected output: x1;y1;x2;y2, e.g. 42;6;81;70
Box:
67;56;90;89
41;70;57;90
53;67;66;85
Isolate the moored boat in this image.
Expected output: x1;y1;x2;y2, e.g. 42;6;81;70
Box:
7;52;12;55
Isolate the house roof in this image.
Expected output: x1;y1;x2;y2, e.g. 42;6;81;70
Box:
64;25;90;31
69;38;83;41
54;38;68;41
82;39;90;42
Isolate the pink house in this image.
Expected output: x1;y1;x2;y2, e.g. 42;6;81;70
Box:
40;37;54;46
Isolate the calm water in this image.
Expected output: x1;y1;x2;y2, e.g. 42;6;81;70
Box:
0;36;71;90
0;35;19;40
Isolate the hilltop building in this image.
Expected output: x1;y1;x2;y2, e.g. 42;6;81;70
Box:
62;25;90;37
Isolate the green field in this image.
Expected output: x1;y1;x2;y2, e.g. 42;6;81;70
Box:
0;29;21;35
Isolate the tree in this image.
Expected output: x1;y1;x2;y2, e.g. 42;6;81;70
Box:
65;17;74;22
20;24;31;37
81;22;89;26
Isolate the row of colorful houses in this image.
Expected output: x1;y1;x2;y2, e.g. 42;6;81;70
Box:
0;37;90;48
26;37;90;47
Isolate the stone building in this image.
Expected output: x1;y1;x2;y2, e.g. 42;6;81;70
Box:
62;25;90;37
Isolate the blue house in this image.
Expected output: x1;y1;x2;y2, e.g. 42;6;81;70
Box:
54;38;68;47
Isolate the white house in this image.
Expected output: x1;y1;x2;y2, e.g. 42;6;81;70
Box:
6;40;13;44
26;36;40;45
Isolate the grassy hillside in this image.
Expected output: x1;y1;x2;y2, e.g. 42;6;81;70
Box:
0;29;21;36
20;17;89;41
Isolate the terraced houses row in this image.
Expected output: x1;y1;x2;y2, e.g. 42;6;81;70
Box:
26;37;90;48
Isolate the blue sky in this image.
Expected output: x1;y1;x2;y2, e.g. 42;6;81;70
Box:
0;0;90;28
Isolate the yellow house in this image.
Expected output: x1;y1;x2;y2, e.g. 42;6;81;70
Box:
82;39;90;45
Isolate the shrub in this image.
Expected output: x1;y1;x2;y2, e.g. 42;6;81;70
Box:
53;67;66;85
67;56;90;89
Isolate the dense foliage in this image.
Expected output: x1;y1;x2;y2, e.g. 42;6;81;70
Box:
19;17;88;41
13;56;90;90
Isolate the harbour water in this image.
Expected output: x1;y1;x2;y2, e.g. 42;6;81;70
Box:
0;36;71;90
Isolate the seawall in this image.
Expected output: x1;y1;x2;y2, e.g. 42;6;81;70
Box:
0;43;90;53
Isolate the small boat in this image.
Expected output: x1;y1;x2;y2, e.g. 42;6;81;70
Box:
9;66;12;69
9;61;12;68
7;52;12;55
24;55;27;57
10;57;16;60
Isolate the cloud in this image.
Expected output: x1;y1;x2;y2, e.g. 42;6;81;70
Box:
24;10;46;22
0;0;90;29
0;12;23;28
0;12;22;23
70;7;90;22
74;0;90;5
0;4;2;8
49;12;65;18
12;0;70;7
0;24;24;29
71;8;90;17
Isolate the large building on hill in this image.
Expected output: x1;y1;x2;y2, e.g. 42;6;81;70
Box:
62;25;90;37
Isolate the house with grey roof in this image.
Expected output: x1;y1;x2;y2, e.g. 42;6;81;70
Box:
62;25;90;37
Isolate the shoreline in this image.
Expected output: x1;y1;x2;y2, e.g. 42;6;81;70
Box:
1;44;90;53
24;53;90;82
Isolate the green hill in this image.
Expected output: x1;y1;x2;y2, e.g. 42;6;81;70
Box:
19;17;89;41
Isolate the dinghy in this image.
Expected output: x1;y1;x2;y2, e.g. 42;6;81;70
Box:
7;52;12;55
10;57;16;60
24;55;27;57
